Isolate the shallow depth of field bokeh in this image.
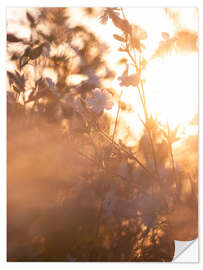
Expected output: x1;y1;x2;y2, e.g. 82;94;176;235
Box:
7;8;198;262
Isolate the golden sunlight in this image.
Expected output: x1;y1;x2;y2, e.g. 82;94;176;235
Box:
107;8;198;141
145;52;198;130
7;7;198;262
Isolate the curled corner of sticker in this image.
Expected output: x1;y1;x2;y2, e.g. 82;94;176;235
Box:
173;239;199;262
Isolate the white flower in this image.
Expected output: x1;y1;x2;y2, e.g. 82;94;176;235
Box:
85;88;114;114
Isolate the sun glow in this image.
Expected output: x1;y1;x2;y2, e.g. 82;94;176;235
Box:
105;8;198;142
108;48;198;145
145;52;198;130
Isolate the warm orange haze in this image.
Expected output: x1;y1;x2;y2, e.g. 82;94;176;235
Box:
7;7;198;262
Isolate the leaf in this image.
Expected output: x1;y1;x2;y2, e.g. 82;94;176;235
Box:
11;52;20;60
111;15;132;34
162;124;181;144
13;85;21;94
99;7;120;24
113;34;125;42
151;38;176;60
19;46;32;70
7;71;25;93
118;73;140;87
26;11;36;27
38;31;55;43
132;24;148;40
131;37;142;52
46;77;56;92
29;44;44;60
162;129;169;140
118;47;127;52
175;30;198;53
7;71;15;85
45;77;60;97
161;32;170;40
7;34;23;43
170;126;181;144
19;56;29;71
23;46;32;57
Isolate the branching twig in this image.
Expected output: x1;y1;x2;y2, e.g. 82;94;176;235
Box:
78;97;153;177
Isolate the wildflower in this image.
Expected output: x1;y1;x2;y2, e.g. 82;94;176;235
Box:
85;88;114;114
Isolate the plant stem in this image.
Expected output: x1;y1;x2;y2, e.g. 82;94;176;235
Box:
110;90;123;155
166;122;178;190
98;127;153;178
120;7;139;72
78;97;152;177
140;80;161;184
119;8;161;184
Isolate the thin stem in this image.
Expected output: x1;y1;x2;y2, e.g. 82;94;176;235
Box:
78;97;152;177
120;7;139;72
166;122;178;189
98;127;153;177
110;90;123;155
138;113;161;184
119;10;161;183
137;85;145;110
140;79;147;109
189;174;198;209
74;140;149;196
137;79;161;184
147;127;161;184
138;74;161;184
120;7;127;21
126;47;138;71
